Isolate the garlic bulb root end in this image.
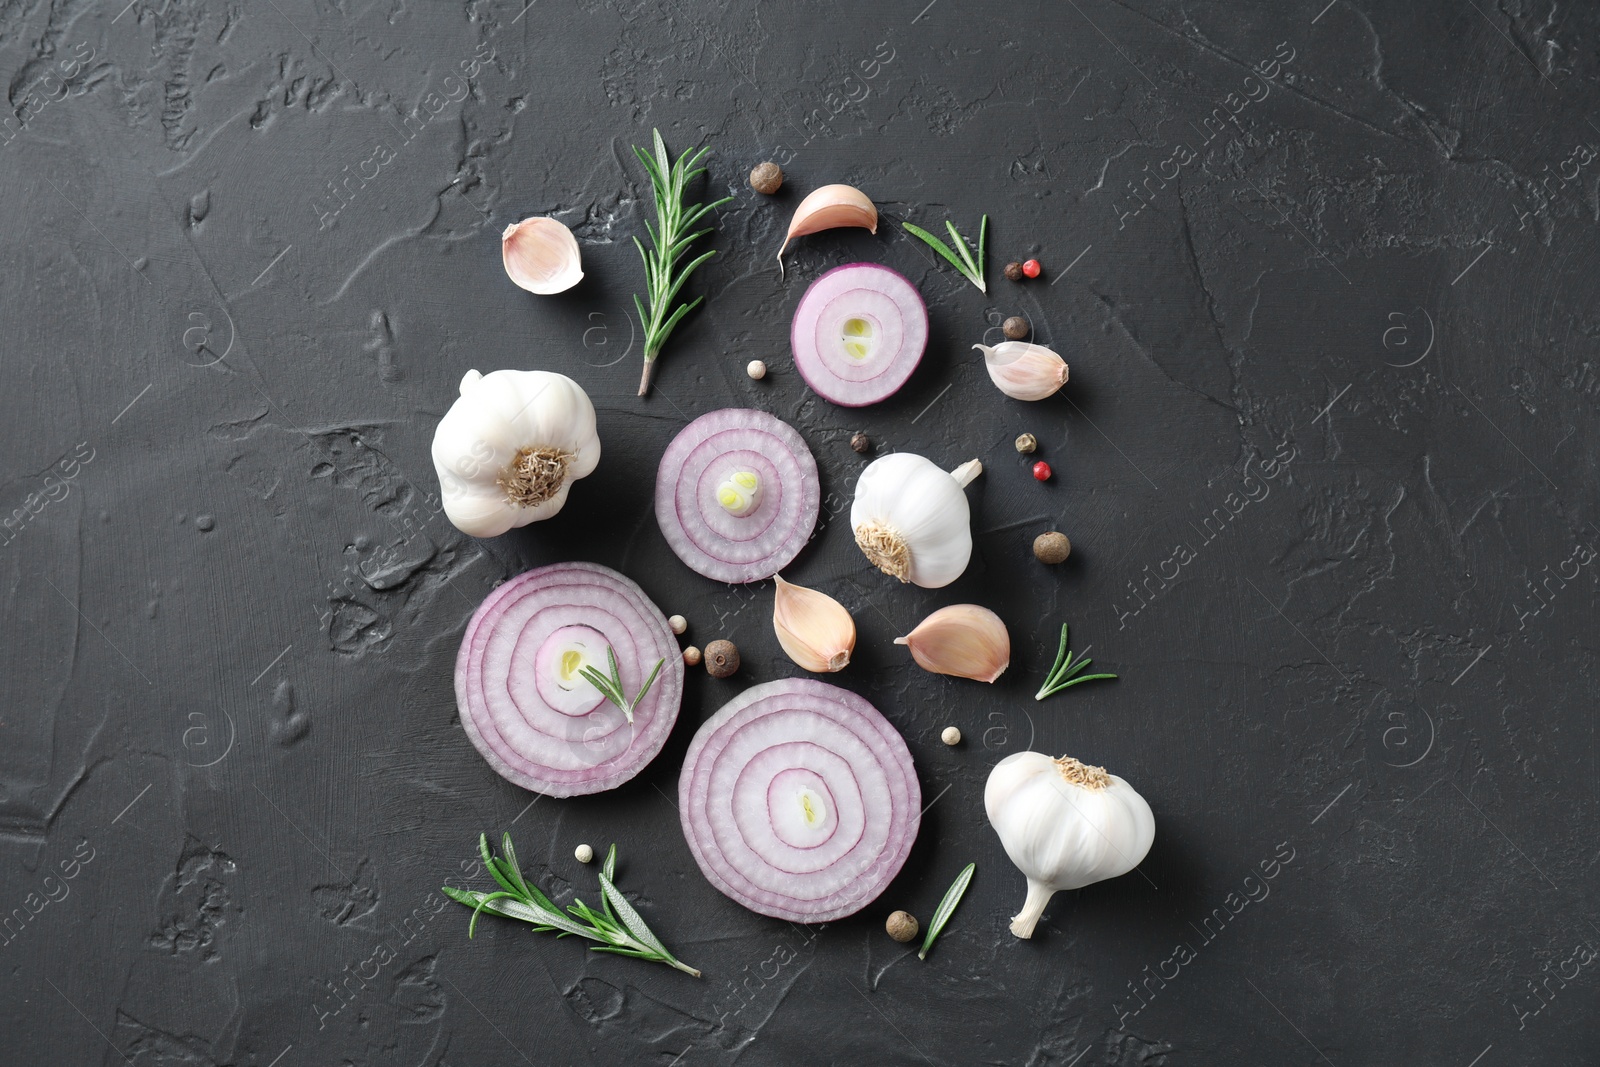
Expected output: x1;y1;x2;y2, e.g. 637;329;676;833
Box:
854;521;912;582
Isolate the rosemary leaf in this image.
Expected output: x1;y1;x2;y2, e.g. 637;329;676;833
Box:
919;862;976;960
902;214;988;292
444;835;700;977
631;128;733;396
1034;624;1118;700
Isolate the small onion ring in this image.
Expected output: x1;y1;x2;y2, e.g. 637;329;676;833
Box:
455;562;683;797
655;409;820;584
678;679;920;921
790;262;928;407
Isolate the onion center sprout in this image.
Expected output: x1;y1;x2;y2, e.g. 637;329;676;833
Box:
715;470;762;517
499;446;574;507
797;787;826;826
854;520;912;581
841;316;875;361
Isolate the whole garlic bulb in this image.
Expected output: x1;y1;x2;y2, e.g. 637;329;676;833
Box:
432;369;601;537
985;752;1155;939
850;453;982;588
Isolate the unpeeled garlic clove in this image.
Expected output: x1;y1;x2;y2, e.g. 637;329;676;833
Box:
974;342;1069;401
502;216;584;294
894;604;1010;683
772;574;856;673
776;184;878;277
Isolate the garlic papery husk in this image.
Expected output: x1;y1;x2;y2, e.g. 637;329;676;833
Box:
777;184;878;277
894;605;1009;682
974;342;1069;401
985;752;1156;939
502;217;584;294
431;369;601;537
850;453;982;588
772;574;856;673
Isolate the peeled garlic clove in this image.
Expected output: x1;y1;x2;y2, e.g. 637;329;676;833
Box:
974;342;1069;401
502;216;584;294
777;184;878;276
894;604;1010;683
772;574;856;673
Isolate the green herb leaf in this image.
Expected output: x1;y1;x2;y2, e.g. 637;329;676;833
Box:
632;128;732;395
1035;624;1118;700
902;214;987;292
445;833;699;977
581;645;666;724
919;862;976;960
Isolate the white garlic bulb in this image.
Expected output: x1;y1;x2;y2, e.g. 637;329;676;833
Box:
850;453;982;588
986;752;1155;938
431;369;601;537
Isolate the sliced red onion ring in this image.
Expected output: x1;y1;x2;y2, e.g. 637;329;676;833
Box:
455;562;683;797
655;409;820;584
678;679;920;922
790;262;927;407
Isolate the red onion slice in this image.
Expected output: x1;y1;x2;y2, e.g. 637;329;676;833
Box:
455;562;683;797
790;263;928;407
655;409;820;584
678;679;920;921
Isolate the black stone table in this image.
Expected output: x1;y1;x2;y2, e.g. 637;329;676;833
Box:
3;1;1596;1063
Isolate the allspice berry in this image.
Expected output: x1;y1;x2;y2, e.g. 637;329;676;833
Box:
1034;531;1071;564
750;161;783;195
851;431;871;454
705;639;740;678
683;645;703;666
1003;261;1024;282
1014;432;1037;454
1003;316;1029;340
886;910;919;943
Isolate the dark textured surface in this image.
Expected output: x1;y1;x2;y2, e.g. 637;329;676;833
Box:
3;1;1597;1063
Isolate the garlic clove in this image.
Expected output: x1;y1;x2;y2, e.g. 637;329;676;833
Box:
894;604;1010;683
973;342;1069;401
502;216;584;294
772;574;856;673
777;184;878;276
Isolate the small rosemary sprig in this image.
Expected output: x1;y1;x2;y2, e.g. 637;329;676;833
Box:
901;214;988;292
919;862;975;960
1034;624;1117;700
442;833;701;978
631;128;733;397
579;645;664;724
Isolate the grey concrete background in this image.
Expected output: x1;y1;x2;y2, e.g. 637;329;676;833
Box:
1;0;1596;1064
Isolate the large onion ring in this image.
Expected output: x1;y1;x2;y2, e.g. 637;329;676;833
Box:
678;679;920;921
654;408;820;584
455;562;683;797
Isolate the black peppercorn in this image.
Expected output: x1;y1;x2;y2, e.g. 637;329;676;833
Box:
1003;261;1024;282
851;432;871;454
1003;316;1029;340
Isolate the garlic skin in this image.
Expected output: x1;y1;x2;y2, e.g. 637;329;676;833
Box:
431;369;601;537
894;605;1009;683
985;752;1155;939
771;575;855;673
777;184;878;276
850;453;981;588
974;342;1069;401
502;217;584;294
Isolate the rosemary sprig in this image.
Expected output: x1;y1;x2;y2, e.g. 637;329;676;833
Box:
631;128;733;397
579;645;665;724
1034;624;1117;701
919;862;975;960
901;214;988;292
442;833;701;978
